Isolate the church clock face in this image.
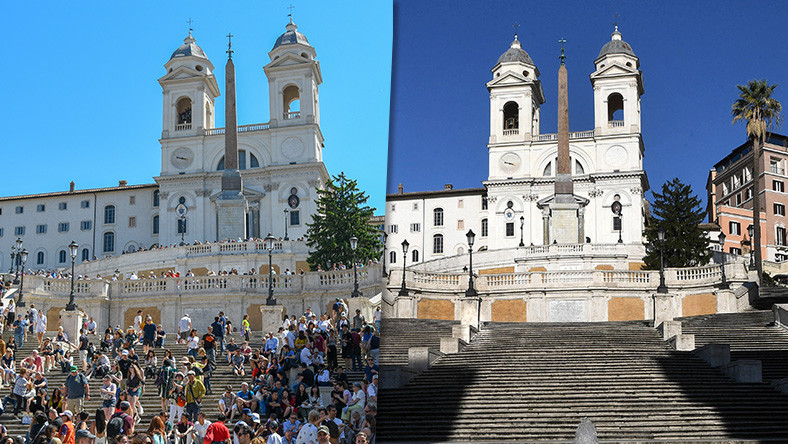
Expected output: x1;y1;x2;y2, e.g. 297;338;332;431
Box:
171;147;194;170
499;152;521;174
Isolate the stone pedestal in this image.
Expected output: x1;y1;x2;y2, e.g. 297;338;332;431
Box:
658;320;682;340
715;289;736;313
260;305;284;334
59;309;85;349
652;293;675;327
669;333;695;351
216;188;247;241
346;298;373;325
394;295;417;319
459;297;481;328
551;202;581;244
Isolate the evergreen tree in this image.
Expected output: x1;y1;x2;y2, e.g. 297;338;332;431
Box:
306;172;381;271
643;178;711;269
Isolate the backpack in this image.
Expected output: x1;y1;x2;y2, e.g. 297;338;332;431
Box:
107;413;128;438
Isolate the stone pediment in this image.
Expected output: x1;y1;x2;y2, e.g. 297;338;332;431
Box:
536;193;590;208
590;63;637;79
487;71;531;87
159;65;204;82
265;52;311;69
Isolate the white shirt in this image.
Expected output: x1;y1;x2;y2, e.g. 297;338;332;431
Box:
367;383;377;399
193;419;211;441
295;423;318;444
133;315;142;331
187;336;199;350
374;309;381;322
28;308;38;324
179;316;191;333
300;348;313;366
267;433;284;444
36;315;47;333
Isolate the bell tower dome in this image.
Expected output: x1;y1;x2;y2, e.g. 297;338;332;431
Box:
159;31;220;139
487;35;545;144
590;26;644;134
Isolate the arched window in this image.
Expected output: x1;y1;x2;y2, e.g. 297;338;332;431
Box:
250;153;259;168
433;208;444;227
81;248;90;262
217;150;260;171
103;232;115;253
153;190;160;207
283;85;301;119
104;205;115;224
543;162;552;177
37;251;45;265
433;234;444;254
575;159;585;175
412;250;419;262
389;250;397;264
58;250;66;263
457;246;465;255
503;101;519;130
152;215;160;235
607;93;624;123
176;97;192;124
481;218;489;237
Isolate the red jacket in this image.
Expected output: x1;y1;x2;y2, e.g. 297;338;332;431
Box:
203;421;230;444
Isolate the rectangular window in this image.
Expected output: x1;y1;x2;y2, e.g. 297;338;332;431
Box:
390;204;396;212
778;227;787;246
412;203;419;210
736;193;742;205
15;226;25;236
457;220;464;230
177;218;187;234
81;200;90;208
775;203;786;216
59;202;67;210
80;220;92;231
481;219;488;237
389;225;398;234
153;191;159;207
746;187;753;200
482;197;488;210
613;216;622;231
506;222;515;236
36;204;45;212
434;209;444;227
0;228;4;237
410;223;421;232
433;235;444;254
290;210;300;226
730;247;742;255
729;221;741;235
775;180;785;192
129;196;136;205
58;222;69;232
771;158;783;175
458;199;464;209
36;224;47;234
15;206;23;214
153;216;159;234
128;217;136;228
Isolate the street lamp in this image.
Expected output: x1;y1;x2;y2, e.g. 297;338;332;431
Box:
519;216;525;247
350;236;361;298
465;229;478;297
747;224;755;270
264;233;277;306
17;248;28;307
12;237;22;284
398;239;409;296
382;232;388;277
284;209;290;241
66;241;79;311
656;229;668;294
718;232;729;290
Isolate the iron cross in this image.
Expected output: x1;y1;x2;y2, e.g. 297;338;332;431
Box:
227;33;234;58
513;22;520;37
559;38;566;64
288;4;295;18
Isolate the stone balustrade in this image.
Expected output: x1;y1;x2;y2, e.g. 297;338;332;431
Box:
203;122;270;136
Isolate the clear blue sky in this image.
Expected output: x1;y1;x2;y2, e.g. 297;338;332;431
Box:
387;0;788;213
0;1;392;212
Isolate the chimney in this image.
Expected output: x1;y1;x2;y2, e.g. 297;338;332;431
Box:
398;183;403;194
69;181;75;193
119;180;127;187
444;184;453;191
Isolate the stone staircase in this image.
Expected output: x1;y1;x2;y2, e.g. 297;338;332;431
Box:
379;318;459;367
377;320;788;442
0;331;363;436
677;310;788;384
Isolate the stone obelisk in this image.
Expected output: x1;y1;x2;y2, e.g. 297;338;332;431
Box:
216;34;248;241
549;41;583;244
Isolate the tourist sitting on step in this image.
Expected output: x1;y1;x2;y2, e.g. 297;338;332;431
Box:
218;385;236;419
230;350;245;377
85;351;111;381
21;350;44;374
340;382;366;422
225;338;239;364
144;350;158;380
233;382;254;421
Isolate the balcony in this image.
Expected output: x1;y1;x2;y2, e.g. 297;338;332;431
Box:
608;120;624;128
503;129;519;136
175;123;192;131
204;123;270;136
770;165;785;175
536;130;595;142
284;111;301;120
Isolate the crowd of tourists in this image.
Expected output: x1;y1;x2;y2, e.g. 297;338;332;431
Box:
0;298;381;444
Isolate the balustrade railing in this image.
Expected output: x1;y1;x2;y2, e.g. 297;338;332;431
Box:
535;130;595;142
503;129;519;136
284;111;301;120
608;120;625;128
204;122;270;136
175;123;192;131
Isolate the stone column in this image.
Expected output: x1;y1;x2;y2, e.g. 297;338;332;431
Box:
542;208;550;245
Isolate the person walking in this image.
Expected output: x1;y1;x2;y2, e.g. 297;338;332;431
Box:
184;370;205;422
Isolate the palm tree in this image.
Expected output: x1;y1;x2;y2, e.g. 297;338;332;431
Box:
731;79;782;279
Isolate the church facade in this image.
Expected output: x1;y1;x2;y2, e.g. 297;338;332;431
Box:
385;28;649;268
0;20;331;271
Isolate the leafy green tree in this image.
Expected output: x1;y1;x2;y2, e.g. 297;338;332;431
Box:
644;178;711;269
306;172;381;271
731;79;782;276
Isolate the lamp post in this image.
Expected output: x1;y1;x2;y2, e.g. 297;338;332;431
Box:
9;245;16;276
382;232;388;277
519;216;525;247
718;232;729;290
656;229;668;294
284;209;290;241
465;230;477;297
66;241;79;310
747;224;756;271
179;216;186;246
611;201;623;244
398;239;409;296
16;248;28;307
350;236;361;298
264;233;277;306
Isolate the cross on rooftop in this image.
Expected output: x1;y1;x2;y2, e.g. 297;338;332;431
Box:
613;12;620;28
227;33;234;59
513;22;520;38
288;4;295;18
559;38;566;64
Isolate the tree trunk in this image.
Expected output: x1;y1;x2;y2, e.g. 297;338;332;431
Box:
753;137;763;279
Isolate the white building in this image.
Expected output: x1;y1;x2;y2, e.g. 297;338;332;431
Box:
385;27;649;270
0;20;333;271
